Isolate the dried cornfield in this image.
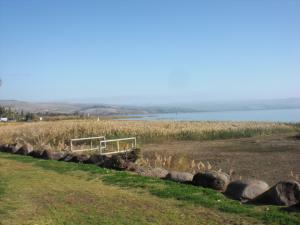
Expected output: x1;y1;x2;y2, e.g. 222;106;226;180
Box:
0;119;296;151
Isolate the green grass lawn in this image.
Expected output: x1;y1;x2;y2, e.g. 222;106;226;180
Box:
0;153;299;225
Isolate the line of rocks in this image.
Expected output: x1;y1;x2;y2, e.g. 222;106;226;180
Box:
0;143;299;210
134;166;300;209
0;143;139;170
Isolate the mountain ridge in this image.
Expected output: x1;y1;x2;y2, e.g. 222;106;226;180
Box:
0;98;300;115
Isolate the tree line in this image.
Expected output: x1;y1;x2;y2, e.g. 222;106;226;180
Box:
0;106;37;121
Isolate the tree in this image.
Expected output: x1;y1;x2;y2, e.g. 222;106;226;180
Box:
25;112;36;121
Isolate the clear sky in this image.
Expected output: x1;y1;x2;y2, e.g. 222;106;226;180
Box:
0;0;299;104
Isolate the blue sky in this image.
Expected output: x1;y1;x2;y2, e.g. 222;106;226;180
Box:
0;0;299;104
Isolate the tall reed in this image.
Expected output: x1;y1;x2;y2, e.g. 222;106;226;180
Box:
0;119;294;151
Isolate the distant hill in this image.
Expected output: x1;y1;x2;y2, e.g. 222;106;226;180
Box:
0;100;195;115
0;98;300;115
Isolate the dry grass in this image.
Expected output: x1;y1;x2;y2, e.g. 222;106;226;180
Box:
142;132;300;184
0;119;295;151
137;153;218;174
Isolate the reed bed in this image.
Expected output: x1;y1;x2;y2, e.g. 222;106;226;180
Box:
0;119;295;151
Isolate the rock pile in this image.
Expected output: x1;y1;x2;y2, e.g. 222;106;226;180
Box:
0;144;140;171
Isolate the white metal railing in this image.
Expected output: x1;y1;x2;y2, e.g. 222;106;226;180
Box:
99;137;137;155
70;136;106;152
70;136;136;155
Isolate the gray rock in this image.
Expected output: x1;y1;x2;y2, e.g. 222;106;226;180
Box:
251;180;300;206
62;154;75;162
165;171;193;183
83;154;133;170
120;149;140;162
0;144;12;153
103;155;133;170
125;162;137;172
136;166;168;178
85;154;107;165
287;202;300;212
11;143;23;153
42;150;67;160
29;150;44;158
67;154;90;163
225;179;269;201
15;143;34;155
193;170;230;191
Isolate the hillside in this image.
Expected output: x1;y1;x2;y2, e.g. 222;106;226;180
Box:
0;100;195;115
0;98;300;116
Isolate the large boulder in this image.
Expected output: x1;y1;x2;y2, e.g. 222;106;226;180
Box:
29;150;44;158
64;154;90;163
135;166;168;178
61;154;75;162
85;154;134;170
10;143;23;154
41;150;67;160
102;155;129;170
287;202;300;212
85;154;107;166
15;143;34;155
251;180;300;206
120;149;140;162
125;162;137;172
225;179;269;201
0;144;12;153
165;171;193;183
193;170;230;191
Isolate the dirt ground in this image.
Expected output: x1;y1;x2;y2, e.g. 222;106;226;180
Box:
142;132;300;185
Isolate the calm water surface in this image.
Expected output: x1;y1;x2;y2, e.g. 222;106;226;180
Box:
125;108;300;122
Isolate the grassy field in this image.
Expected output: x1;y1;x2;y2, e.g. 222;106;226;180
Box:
0;120;297;151
1;152;300;225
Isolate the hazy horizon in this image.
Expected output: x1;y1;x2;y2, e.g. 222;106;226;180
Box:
1;96;300;108
1;0;299;104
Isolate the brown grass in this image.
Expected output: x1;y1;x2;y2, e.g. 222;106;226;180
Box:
0;119;295;151
142;132;300;184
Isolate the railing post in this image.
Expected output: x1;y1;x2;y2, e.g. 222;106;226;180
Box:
117;141;120;152
99;139;102;153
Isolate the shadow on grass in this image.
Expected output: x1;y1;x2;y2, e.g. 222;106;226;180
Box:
0;153;110;175
1;153;300;225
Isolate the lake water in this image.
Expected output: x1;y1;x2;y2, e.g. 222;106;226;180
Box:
125;108;300;122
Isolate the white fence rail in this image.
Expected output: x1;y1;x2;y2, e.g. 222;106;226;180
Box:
100;137;136;155
70;136;136;155
70;136;105;152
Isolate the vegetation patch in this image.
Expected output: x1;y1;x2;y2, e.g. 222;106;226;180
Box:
0;178;5;199
0;120;296;151
1;153;299;225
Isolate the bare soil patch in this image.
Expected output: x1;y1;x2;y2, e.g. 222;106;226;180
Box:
142;132;300;185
